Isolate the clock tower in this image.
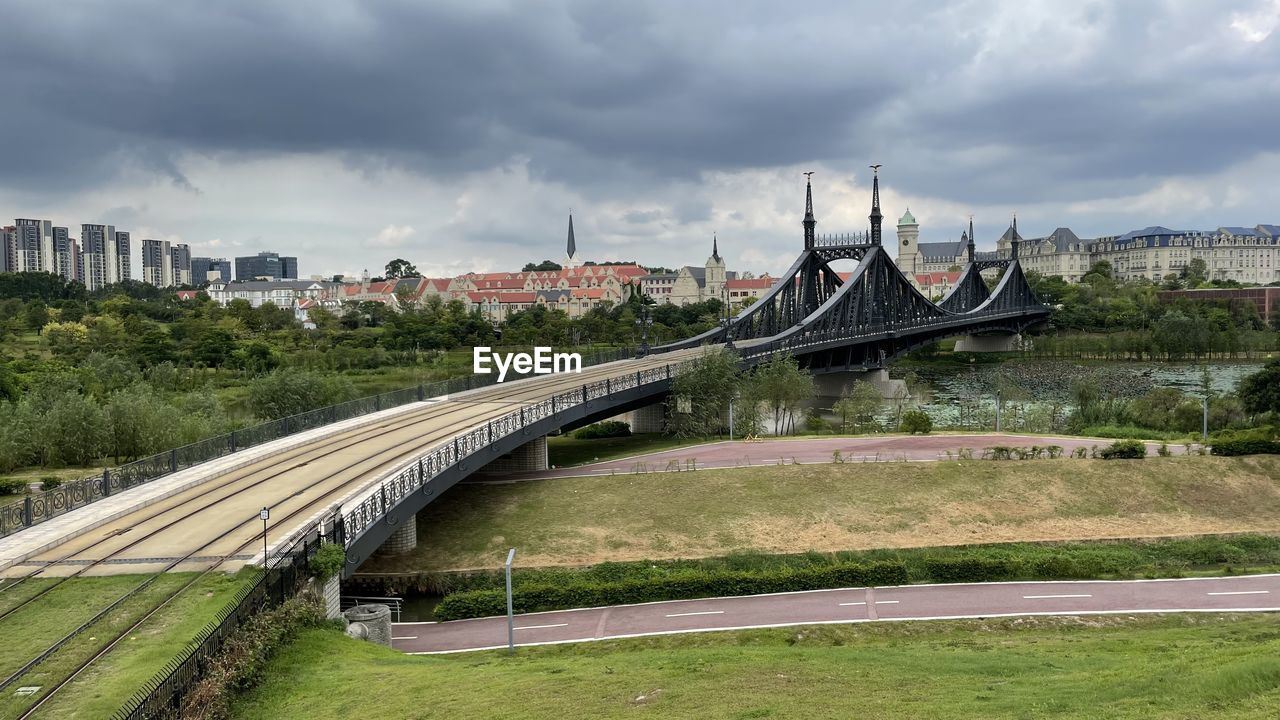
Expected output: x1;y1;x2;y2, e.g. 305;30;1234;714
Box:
896;208;920;274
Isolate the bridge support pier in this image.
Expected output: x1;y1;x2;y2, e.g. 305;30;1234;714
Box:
618;402;666;434
954;333;1020;353
813;369;907;401
482;435;549;473
376;514;418;556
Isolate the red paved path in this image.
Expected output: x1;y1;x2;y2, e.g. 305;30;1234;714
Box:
391;574;1277;654
473;434;1187;483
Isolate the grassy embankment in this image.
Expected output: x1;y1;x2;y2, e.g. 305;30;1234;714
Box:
359;455;1280;573
0;570;253;719
233;614;1280;719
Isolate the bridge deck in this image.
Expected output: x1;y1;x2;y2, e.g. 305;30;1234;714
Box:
3;350;700;578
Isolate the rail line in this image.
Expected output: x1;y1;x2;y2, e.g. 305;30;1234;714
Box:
0;354;684;717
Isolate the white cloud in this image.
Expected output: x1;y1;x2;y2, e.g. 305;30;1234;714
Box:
365;224;416;248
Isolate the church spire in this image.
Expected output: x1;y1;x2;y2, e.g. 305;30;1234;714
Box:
566;213;576;260
869;165;883;245
968;215;976;261
803;171;816;249
712;232;721;262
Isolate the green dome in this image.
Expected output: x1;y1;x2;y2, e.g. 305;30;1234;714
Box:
898;208;917;225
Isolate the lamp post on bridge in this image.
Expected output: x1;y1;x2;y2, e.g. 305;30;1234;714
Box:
635;306;653;357
260;506;270;568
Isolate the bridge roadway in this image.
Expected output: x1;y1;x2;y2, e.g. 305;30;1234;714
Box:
1;349;701;578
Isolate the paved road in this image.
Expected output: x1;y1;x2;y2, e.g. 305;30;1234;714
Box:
390;574;1278;654
0;350;699;577
471;434;1187;483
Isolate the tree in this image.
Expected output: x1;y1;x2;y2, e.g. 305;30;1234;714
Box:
899;409;933;434
667;348;741;437
522;260;562;272
247;369;358;420
1239;360;1280;416
742;355;814;435
385;258;419;279
831;380;882;432
42;321;90;357
23;301;50;333
1180;257;1209;287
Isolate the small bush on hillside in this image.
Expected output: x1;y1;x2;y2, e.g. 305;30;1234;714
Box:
1099;439;1147;459
899;409;932;435
572;421;631;440
309;542;346;581
0;478;27;496
40;476;62;491
1211;438;1280;456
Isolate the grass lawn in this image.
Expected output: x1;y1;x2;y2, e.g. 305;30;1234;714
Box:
358;455;1280;573
547;433;710;467
0;570;253;719
233;614;1280;719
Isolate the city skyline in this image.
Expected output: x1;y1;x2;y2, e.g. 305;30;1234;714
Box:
2;2;1279;279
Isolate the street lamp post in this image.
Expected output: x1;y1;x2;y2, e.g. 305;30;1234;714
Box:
505;548;517;654
259;506;270;567
635;306;653;357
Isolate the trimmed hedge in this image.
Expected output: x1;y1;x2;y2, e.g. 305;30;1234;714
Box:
1211;438;1280;456
435;561;908;621
572;421;632;440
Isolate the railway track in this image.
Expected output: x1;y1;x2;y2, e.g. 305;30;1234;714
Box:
0;351;692;717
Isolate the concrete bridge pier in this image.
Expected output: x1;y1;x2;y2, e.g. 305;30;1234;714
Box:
954;333;1020;353
376;514;417;555
481;435;549;473
623;402;667;434
813;369;907;401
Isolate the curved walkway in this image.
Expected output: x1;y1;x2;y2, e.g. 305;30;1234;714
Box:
392;574;1277;654
471;433;1188;483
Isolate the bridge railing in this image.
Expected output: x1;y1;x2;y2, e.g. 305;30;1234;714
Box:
112;514;338;720
0;347;634;540
341;362;681;548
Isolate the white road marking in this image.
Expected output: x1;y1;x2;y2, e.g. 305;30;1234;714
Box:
392;636;418;640
1023;594;1093;599
838;601;867;606
665;610;725;618
1207;590;1270;596
875;600;900;604
515;623;569;630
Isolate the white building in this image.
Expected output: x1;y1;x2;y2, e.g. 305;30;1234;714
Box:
206;279;339;308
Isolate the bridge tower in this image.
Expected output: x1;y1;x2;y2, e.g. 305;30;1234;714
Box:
803;173;817;250
869;165;883;246
967;215;976;262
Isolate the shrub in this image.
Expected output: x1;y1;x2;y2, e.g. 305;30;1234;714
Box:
0;478;27;496
572;420;632;440
1211;439;1280;456
309;542;346;581
1098;439;1147;459
899;409;932;435
39;476;62;491
923;557;1018;583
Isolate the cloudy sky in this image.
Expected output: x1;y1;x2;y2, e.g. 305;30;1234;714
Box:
3;0;1279;279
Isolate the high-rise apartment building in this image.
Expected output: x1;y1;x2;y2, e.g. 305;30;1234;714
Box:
142;239;173;287
171;243;192;286
14;219;53;274
191;257;232;284
80;224;128;290
235;251;298;281
51;226;78;282
2;226;17;274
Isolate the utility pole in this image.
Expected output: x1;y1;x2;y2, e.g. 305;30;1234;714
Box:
260;506;270;568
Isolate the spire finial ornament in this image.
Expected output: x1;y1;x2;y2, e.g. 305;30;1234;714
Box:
868;165;883;245
968;214;976;262
802;171;817;249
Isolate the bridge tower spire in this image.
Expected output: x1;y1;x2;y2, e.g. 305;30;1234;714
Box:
968;215;976;262
1010;213;1020;260
869;165;883;245
803;172;816;249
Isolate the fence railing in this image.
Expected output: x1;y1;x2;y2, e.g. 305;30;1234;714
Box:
112;514;342;720
0;346;634;539
341;361;684;548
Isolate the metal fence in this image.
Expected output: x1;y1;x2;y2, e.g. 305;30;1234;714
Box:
112;515;342;720
0;347;633;539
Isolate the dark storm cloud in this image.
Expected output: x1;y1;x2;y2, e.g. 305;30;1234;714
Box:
1;0;1278;209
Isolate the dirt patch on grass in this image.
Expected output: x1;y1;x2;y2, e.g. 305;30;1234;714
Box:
360;456;1280;572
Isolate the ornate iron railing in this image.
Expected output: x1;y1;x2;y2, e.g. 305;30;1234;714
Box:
112;515;341;720
0;347;634;539
340;363;680;547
